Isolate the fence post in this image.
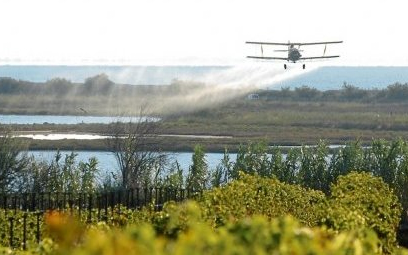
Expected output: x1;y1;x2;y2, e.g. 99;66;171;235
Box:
47;192;51;210
13;195;17;214
104;192;108;221
174;187;178;202
126;189;130;208
68;192;73;213
87;194;92;223
154;188;159;210
36;212;41;244
117;190;122;215
78;193;82;217
23;213;27;250
97;194;101;221
31;193;36;211
63;192;67;210
136;188;140;209
23;193;28;211
130;189;134;209
150;187;153;205
181;188;185;201
143;187;148;206
40;193;44;211
55;192;59;210
9;217;14;248
4;195;7;214
110;192;114;217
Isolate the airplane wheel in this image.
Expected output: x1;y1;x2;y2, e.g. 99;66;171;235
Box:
284;64;287;69
302;64;306;69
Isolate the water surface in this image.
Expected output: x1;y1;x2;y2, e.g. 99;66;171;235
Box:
28;150;231;176
0;115;157;124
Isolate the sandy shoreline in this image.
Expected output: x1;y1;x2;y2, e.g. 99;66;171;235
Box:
12;131;233;140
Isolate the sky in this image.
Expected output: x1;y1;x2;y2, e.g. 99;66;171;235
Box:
1;0;408;66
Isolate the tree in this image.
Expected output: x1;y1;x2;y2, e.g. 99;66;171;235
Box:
295;86;320;100
45;78;72;96
211;148;232;187
83;73;114;95
186;145;208;190
341;83;368;101
232;142;270;178
22;151;100;194
160;160;184;188
106;108;167;189
0;129;31;192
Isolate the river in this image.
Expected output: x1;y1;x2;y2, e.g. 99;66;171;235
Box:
28;150;233;176
0;115;158;125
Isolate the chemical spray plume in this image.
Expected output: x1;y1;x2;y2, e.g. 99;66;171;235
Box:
192;62;319;89
153;63;319;115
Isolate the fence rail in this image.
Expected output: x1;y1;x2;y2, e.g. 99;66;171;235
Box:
0;187;202;250
0;187;201;212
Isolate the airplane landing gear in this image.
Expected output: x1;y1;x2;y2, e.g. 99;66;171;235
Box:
284;64;287;69
303;64;306;69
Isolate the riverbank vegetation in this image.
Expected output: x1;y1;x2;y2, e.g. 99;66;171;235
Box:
0;172;405;254
3;126;408;251
3;75;408;253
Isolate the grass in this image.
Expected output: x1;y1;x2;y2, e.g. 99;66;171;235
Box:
3;92;408;152
1;100;408;151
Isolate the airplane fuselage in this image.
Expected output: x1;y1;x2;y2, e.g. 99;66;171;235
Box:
288;46;301;62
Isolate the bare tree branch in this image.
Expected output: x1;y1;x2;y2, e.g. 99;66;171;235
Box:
106;107;167;189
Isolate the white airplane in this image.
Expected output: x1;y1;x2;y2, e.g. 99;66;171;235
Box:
246;41;343;69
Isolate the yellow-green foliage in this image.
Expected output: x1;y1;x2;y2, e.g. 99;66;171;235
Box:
0;211;45;250
323;171;402;254
0;172;405;254
199;172;327;227
31;210;404;255
149;201;204;238
198;172;402;253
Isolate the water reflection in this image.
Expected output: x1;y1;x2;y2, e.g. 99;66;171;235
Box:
0;115;159;124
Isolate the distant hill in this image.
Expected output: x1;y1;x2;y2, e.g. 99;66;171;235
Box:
1;65;408;90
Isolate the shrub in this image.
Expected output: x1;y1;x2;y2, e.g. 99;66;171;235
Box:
323;171;402;253
199;173;327;227
42;212;394;255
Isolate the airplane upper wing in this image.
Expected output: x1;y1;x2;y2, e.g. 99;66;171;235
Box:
246;41;343;46
247;56;288;60
246;41;290;46
300;55;340;60
297;41;343;46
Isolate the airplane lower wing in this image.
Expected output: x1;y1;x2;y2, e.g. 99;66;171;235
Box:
246;41;343;46
300;55;340;60
247;56;288;60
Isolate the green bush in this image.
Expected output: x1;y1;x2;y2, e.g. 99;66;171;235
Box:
198;172;402;253
199;173;327;227
39;211;403;255
323;171;402;253
1;172;406;254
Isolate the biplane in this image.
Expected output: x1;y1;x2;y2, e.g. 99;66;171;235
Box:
246;41;343;69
